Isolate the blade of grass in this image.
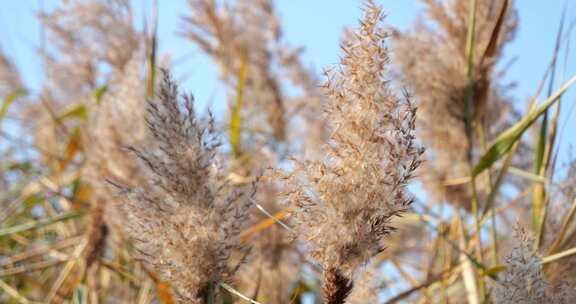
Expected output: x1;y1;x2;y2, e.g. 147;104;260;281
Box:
547;198;576;255
534;8;565;173
94;84;108;104
0;279;31;304
479;0;510;65
0;259;67;277
463;0;478;142
56;104;88;122
0;235;82;267
481;142;519;219
458;214;479;304
0;211;82;237
463;0;486;298
473;74;576;176
59;126;82;171
507;167;547;183
230;50;248;157
532;9;566;243
0;89;27;126
72;285;89;304
542;246;576;264
417;214;493;277
219;282;262;304
145;0;158;98
240;207;292;243
46;238;88;302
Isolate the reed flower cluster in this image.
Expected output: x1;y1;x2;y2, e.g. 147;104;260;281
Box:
281;2;423;303
184;0;325;153
117;71;250;303
83;53;147;259
493;225;575;303
393;0;518;208
40;0;137;98
185;2;318;301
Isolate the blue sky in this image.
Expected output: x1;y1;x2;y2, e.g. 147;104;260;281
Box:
1;0;575;171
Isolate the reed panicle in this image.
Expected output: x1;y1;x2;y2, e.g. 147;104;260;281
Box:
117;71;251;303
393;0;518;209
280;2;423;302
493;225;575;303
40;0;138;100
83;53;147;255
184;0;326;154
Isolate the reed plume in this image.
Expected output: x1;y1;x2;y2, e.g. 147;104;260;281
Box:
392;0;518;209
117;71;251;303
83;53;147;259
281;2;423;303
29;0;144;271
184;0;326;154
40;0;138;99
185;2;315;301
492;225;575;303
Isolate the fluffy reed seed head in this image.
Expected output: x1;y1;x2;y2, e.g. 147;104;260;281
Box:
493;225;575;303
26;0;140;165
184;0;286;141
41;0;138;96
83;53;147;253
281;1;423;302
392;0;518;208
118;71;251;303
184;0;326;154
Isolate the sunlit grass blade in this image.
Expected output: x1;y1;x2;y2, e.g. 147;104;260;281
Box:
481;142;518;219
230;51;248;157
94;84;108;104
0;211;82;237
0;89;27;126
473;74;576;177
145;0;158;98
0;279;31;304
57;104;88;122
542;246;576;264
507;167;547;183
532;10;566;243
240;207;291;243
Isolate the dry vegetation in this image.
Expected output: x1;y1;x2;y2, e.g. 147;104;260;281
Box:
1;0;575;303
